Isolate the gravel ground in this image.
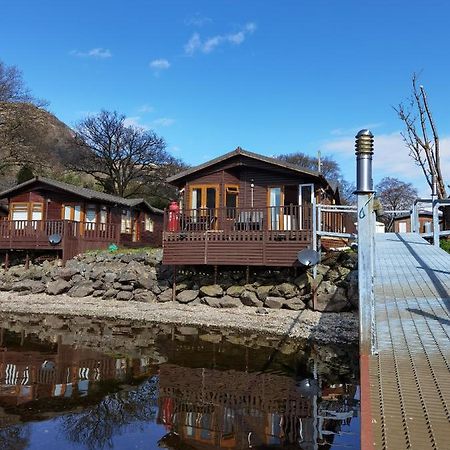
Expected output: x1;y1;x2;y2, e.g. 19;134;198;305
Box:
0;291;358;344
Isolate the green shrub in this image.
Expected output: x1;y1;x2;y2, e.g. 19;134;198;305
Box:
440;239;450;253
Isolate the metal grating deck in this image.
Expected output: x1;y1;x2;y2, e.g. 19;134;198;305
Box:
365;233;450;449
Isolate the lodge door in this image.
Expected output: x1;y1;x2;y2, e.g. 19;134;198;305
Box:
189;185;218;229
268;187;282;230
298;184;314;229
132;213;140;242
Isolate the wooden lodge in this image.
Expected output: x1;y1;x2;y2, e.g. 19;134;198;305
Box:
391;209;442;234
0;177;163;261
163;147;341;267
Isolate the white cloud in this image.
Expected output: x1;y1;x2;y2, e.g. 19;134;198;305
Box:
138;104;154;113
70;48;112;58
185;33;202;55
124;116;175;130
124;116;149;130
152;117;175;127
185;13;212;27
149;59;170;71
330;123;384;136
184;22;257;56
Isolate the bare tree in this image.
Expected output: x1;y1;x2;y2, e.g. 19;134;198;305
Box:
376;177;418;231
277;151;355;204
0;60;46;106
395;74;446;199
376;177;418;211
0;425;30;450
277;151;340;181
61;379;158;450
73;110;173;198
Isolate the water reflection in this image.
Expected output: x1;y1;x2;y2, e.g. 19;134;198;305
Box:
0;313;359;449
61;379;158;450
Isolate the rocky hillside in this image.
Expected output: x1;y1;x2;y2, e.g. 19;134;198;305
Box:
0;101;79;189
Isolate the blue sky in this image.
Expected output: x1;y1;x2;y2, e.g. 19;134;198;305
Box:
1;0;450;194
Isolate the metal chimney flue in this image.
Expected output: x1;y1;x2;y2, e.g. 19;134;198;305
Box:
355;129;374;193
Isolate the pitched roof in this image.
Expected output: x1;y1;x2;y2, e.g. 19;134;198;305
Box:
0;177;163;214
167;147;325;184
393;209;441;220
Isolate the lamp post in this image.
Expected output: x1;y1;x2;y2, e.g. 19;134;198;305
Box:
355;129;375;357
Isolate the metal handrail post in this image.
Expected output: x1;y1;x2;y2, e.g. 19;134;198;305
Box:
355;129;375;357
411;203;416;233
312;197;317;280
433;200;440;247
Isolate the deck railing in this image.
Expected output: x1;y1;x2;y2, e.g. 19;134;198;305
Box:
164;205;313;235
0;220;118;246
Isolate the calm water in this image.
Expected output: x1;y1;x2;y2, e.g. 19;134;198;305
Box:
0;313;360;450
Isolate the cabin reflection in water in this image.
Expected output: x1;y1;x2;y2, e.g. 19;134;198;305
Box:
157;364;357;449
0;333;154;407
0;327;359;448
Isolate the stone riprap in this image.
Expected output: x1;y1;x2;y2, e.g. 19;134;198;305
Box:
0;249;358;313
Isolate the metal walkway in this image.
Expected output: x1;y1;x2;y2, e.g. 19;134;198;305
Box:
363;233;450;449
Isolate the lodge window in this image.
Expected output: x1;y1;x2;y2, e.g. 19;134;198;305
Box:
10;202;43;225
31;203;43;221
145;214;154;232
11;203;29;222
225;185;238;218
85;204;97;230
121;209;131;233
10;203;29;229
99;205;108;230
189;185;219;210
62;204;81;222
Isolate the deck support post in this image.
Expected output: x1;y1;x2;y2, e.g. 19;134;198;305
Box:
245;266;250;284
355;130;376;357
4;252;9;271
25;253;30;270
172;266;177;301
213;265;218;285
311;274;317;310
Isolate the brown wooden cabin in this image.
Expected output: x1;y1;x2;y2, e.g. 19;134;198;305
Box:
392;210;442;234
163;147;340;267
0;177;163;262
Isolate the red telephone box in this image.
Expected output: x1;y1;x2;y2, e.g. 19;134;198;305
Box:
168;201;180;232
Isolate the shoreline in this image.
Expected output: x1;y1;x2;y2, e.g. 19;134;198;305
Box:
0;291;358;345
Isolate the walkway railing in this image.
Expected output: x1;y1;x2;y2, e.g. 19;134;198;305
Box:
164;205;313;234
411;198;450;246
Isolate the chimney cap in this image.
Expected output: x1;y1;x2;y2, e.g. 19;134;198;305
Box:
356;129;373;138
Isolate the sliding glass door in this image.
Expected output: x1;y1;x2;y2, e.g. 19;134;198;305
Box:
269;187;282;230
299;184;314;229
189;185;218;228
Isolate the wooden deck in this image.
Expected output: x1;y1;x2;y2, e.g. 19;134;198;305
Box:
162;204;351;266
0;220;119;261
362;233;450;449
163;229;312;266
